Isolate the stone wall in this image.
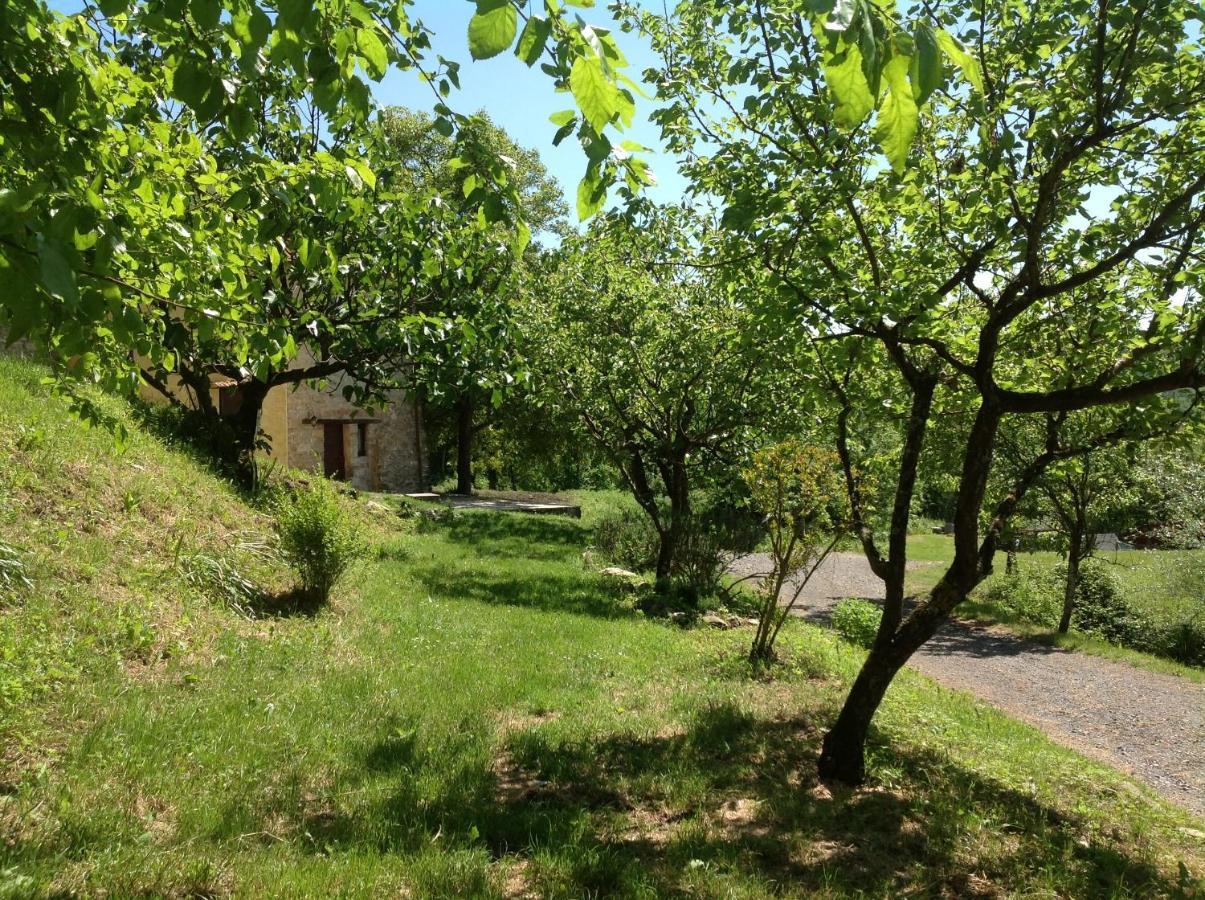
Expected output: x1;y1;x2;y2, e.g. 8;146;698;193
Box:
130;345;426;492
280;370;425;493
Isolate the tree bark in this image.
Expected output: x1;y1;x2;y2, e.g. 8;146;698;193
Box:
455;396;474;495
654;455;691;582
818;580;961;781
229;380;270;491
1058;524;1085;633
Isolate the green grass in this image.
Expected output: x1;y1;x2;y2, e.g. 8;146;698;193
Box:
1;358;1203;897
902;535;1205;680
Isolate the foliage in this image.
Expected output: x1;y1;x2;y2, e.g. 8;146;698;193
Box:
984;557;1205;668
832;599;883;650
626;0;1205;780
674;494;765;598
275;480;363;604
1064;560;1130;644
1120;442;1205;548
531;207;792;579
743;440;848;661
982;569;1063;628
592;506;660;573
0;0;644;437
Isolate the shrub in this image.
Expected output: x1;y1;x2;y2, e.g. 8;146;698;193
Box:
832;599;882;649
743;440;847;662
1064;560;1142;645
982;569;1062;627
675;496;764;597
276;480;362;604
592;506;660;572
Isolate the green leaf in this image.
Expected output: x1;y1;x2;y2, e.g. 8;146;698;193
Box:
873;52;918;173
857;3;881;98
570;56;620;132
38;238;78;305
576;169;606;220
825;0;856;31
357;29;389;79
467;1;518;61
935;30;983;96
911;22;942;104
189;0;220;30
171;56;213;110
824;46;874;129
511;220;531;258
515;15;551;67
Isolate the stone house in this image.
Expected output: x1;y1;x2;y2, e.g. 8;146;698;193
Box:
140;350;427;493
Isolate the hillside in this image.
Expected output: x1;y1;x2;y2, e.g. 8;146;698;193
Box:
0;357;1202;897
0;356;292;754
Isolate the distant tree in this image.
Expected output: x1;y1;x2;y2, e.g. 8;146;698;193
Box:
532;209;789;580
375;108;568;495
1039;450;1134;633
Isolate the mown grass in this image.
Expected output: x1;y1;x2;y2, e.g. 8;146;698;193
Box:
903;535;1205;681
1;357;1203;897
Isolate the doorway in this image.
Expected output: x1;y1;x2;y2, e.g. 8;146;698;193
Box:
323;423;345;480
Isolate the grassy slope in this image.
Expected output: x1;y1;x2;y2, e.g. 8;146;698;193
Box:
0;360;1202;897
904;535;1205;681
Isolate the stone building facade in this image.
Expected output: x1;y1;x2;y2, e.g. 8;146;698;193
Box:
139;352;427;493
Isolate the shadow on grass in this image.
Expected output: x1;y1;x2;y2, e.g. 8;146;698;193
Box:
408;557;637;620
421;511;589;562
242;586;326;619
290;703;1184;898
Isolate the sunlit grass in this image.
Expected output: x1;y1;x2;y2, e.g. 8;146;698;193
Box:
1;358;1202;897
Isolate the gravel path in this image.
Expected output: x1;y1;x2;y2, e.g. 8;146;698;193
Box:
731;552;1205;818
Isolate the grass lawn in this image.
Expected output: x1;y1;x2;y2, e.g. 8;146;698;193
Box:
2;357;1204;897
902;534;1205;681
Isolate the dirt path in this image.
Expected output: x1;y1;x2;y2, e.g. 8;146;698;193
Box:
730;552;1205;818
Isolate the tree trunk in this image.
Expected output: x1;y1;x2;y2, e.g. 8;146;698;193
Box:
455;396;474;495
821;398;1001;785
817;646;906;782
229;380;270;491
653;456;691;582
819;580;960;782
1058;526;1085;634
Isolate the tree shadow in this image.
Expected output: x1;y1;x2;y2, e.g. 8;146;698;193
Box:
242;586;326;619
407;557;638;620
422;511;589;562
286;702;1185;897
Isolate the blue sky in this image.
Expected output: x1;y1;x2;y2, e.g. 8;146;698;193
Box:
377;3;686;221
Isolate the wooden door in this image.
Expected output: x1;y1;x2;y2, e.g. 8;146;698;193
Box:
323;423;345;479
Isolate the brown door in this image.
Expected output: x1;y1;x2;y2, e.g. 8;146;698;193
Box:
323;423;345;479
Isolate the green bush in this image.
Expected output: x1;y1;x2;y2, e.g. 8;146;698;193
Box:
982;569;1062;627
1064;560;1135;644
592;506;660;572
276;480;362;604
832;599;882;649
675;496;764;597
987;558;1205;667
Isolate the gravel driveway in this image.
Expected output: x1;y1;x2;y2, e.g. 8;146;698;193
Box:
731;552;1205;818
